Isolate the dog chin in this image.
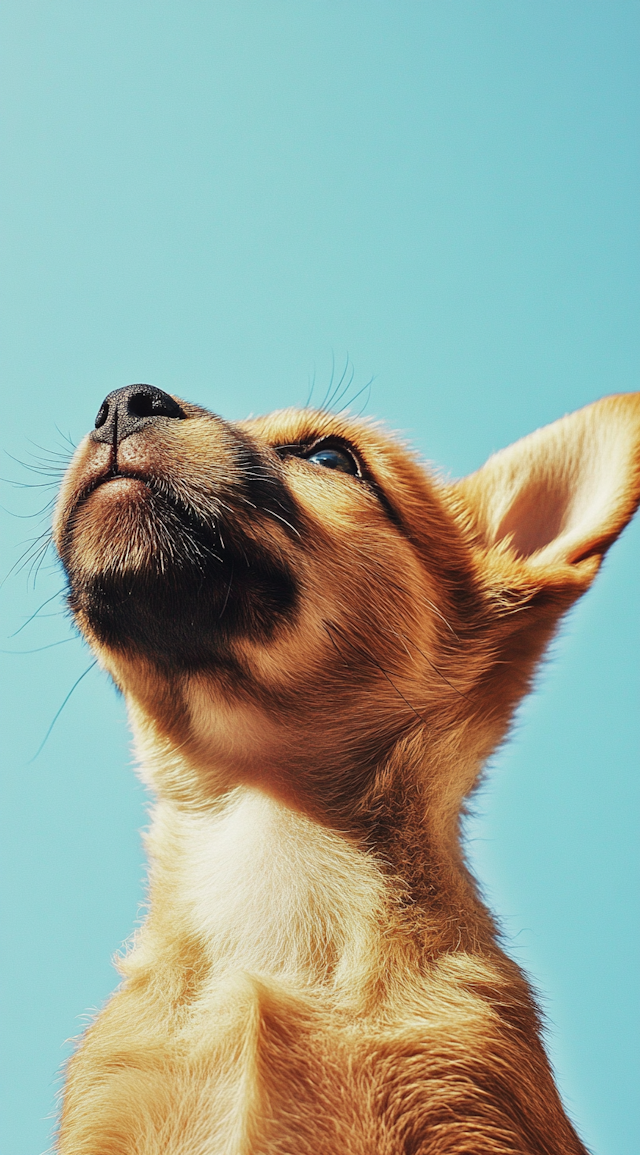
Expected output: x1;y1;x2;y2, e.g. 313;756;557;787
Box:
62;479;213;591
63;491;298;670
68;569;229;669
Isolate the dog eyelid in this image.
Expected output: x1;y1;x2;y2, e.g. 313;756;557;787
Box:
274;438;361;477
272;439;403;529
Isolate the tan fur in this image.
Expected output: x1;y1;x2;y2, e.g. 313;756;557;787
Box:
52;392;640;1153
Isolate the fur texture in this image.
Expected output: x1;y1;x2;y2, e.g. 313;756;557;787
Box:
52;390;640;1154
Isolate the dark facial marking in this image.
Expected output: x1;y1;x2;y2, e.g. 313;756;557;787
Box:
65;488;298;671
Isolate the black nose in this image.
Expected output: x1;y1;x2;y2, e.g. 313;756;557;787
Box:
91;384;185;445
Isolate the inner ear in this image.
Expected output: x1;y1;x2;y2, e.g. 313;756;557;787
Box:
455;393;640;572
495;468;572;559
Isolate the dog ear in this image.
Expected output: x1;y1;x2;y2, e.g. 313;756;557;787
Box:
456;393;640;589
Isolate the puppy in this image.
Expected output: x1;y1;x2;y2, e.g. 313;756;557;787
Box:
53;385;640;1154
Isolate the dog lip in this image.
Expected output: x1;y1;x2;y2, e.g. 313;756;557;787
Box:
71;468;152;515
97;470;150;486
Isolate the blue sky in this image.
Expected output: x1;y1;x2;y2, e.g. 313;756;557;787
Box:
1;3;638;1152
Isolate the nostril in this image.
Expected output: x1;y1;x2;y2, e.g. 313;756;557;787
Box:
128;391;156;419
126;385;184;421
94;400;109;429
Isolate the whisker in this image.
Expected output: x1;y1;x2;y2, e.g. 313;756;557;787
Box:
1;529;53;589
322;621;350;669
324;620;427;726
422;598;459;640
4;450;67;477
53;425;77;453
393;625;470;702
324;354;352;412
318;351;337;412
29;539;55;588
355;377;374;418
1;638;76;655
0;476;61;489
10;590;66;636
27;435;74;460
263;507;301;538
29;660;98;762
304;366;317;409
1;497;57;519
218;563;234;620
327;359;355;412
337;375;375;418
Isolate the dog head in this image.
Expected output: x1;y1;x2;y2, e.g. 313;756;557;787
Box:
54;385;640;819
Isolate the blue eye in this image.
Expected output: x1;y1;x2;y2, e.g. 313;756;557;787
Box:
306;445;359;475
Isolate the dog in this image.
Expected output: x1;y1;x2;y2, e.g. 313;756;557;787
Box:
53;385;640;1154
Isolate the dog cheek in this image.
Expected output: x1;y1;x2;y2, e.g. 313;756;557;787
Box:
53;437;112;550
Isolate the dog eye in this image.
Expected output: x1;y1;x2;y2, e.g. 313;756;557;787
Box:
306;445;359;475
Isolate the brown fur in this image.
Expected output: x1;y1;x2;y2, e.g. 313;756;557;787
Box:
52;391;640;1153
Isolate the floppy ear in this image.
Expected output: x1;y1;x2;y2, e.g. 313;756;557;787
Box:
457;393;640;588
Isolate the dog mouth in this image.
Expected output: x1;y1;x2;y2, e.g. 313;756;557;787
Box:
60;454;300;670
91;470;149;489
79;464;169;500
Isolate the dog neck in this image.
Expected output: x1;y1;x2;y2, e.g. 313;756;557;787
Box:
141;787;391;1003
129;724;497;1005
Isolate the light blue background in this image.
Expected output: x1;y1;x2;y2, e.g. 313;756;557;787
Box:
1;3;638;1152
